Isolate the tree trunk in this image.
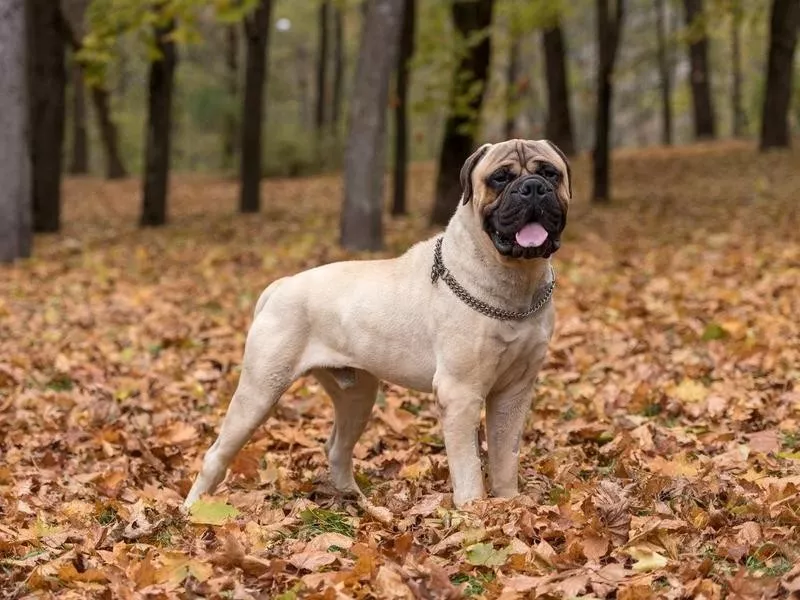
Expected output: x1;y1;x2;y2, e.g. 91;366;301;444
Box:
683;0;716;139
341;0;405;250
28;0;67;233
542;21;575;155
760;0;799;150
58;0;126;179
69;61;89;174
240;0;273;214
222;25;239;170
655;0;672;145
0;0;31;262
140;20;177;227
315;0;330;132
332;5;344;131
730;0;746;137
592;0;625;204
90;86;127;179
505;33;520;139
296;44;311;128
430;0;495;226
392;0;416;217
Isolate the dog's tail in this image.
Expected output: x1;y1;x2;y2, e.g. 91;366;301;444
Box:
253;277;288;319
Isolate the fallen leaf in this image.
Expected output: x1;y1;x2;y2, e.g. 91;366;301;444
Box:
289;550;337;571
626;546;668;572
465;542;511;567
188;499;240;525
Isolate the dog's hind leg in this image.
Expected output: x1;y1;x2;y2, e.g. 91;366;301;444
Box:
183;315;298;508
313;368;378;494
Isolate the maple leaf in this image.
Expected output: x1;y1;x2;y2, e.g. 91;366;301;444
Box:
465;542;511;567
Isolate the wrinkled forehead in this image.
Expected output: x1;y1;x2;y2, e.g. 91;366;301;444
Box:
476;140;568;177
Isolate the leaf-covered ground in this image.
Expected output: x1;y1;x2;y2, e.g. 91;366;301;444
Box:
1;142;799;599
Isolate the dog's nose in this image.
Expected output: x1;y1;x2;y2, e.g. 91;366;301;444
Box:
518;177;548;200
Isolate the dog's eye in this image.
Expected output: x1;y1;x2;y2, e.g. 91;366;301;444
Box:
489;170;513;186
539;165;561;183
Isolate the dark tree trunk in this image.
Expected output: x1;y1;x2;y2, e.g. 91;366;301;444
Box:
392;0;416;217
296;44;311;128
431;0;495;226
240;0;273;214
58;0;126;179
27;0;66;233
0;0;31;262
592;0;625;204
223;25;239;170
69;61;89;174
332;5;344;131
341;0;405;250
505;33;520;139
683;0;716;139
655;0;672;145
542;21;575;155
90;86;127;179
140;20;177;227
760;0;799;150
315;0;330;132
730;0;746;137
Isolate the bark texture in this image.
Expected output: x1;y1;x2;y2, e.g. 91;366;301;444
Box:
28;0;67;233
223;25;239;170
392;0;416;217
542;21;575;155
760;0;799;150
140;20;177;227
730;0;746;137
341;0;405;250
69;61;89;173
240;0;273;213
0;0;32;261
332;5;344;130
505;33;520;139
683;0;716;139
431;0;495;226
655;0;673;145
592;0;625;204
91;87;127;179
315;0;330;132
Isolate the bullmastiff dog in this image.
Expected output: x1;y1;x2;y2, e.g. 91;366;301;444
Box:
184;139;571;510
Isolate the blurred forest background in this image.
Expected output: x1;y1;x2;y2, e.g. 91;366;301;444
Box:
2;2;800;596
1;0;798;261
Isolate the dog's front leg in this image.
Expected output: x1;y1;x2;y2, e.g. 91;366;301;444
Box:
485;381;534;498
435;376;486;508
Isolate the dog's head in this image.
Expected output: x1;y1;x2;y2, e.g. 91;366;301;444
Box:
460;139;571;259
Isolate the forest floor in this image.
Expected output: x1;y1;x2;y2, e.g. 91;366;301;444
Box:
1;141;799;599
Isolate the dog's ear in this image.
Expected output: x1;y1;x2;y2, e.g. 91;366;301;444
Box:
460;143;492;205
543;139;572;199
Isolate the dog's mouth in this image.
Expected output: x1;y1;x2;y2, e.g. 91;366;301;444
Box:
484;179;564;260
487;222;559;259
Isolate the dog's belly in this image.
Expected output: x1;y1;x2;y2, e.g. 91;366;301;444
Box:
363;350;436;393
302;324;436;393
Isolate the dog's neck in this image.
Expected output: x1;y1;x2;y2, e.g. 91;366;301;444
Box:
441;213;552;314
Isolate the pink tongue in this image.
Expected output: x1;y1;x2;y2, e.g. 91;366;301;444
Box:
515;222;549;248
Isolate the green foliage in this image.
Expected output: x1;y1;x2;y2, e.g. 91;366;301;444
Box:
188;498;240;525
298;508;355;538
78;0;259;86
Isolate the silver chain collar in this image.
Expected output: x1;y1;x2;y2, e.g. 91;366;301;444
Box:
430;237;556;321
